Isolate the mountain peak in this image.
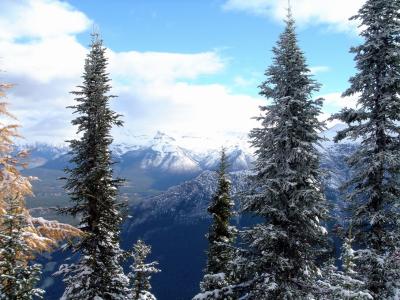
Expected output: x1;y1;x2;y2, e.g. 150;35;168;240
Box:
149;131;178;152
153;131;176;143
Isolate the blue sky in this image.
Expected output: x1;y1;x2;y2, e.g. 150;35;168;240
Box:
0;0;365;143
69;0;357;95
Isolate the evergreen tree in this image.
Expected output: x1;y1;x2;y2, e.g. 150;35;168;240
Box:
319;230;372;299
0;195;43;300
341;229;357;276
128;240;160;300
237;10;330;298
58;33;130;299
319;265;372;300
331;0;400;297
194;149;236;300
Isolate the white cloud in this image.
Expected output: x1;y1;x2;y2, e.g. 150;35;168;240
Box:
1;0;353;145
323;92;358;111
112;81;263;140
0;36;87;83
108;51;225;83
0;0;91;142
233;75;255;87
0;0;263;144
0;0;91;41
222;0;365;33
309;66;330;75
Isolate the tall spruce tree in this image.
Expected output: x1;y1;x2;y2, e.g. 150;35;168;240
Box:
128;240;160;300
59;33;130;299
238;10;330;298
193;149;236;300
331;0;400;297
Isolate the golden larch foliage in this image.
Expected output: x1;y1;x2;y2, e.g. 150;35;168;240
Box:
0;83;82;255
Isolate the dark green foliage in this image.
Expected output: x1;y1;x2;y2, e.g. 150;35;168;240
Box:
59;33;129;299
331;0;400;297
129;240;160;300
206;149;235;276
194;149;236;299
238;10;330;298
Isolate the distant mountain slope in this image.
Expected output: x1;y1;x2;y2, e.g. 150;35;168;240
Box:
17;143;69;169
25;125;357;222
23;131;254;218
27;125;358;299
128;170;249;225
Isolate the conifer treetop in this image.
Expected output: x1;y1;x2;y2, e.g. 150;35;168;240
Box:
194;148;237;300
129;240;160;300
331;0;400;297
238;8;329;298
59;31;130;300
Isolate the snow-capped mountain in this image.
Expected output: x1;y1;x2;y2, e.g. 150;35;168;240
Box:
17;143;69;169
122;123;359;222
138;131;200;173
113;131;253;174
35;124;357;300
21;124;356;175
123;131;254;173
198;146;254;171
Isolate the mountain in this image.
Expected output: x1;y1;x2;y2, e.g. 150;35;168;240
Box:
39;170;253;300
129;170;250;225
22;125;354;178
24;126;356;227
17;143;69;169
23;131;254;217
198;146;253;171
23;131;253;174
119;146;356;299
115;131;254;175
25;125;358;300
119;132;200;173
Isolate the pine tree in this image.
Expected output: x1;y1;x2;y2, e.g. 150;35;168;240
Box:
193;149;236;300
319;265;372;300
128;240;160;300
331;0;400;297
58;33;130;299
318;230;372;299
341;230;356;276
237;10;330;298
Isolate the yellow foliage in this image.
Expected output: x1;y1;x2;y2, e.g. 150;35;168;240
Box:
0;83;82;257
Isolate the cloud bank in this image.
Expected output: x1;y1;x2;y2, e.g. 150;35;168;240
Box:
0;0;264;144
0;0;356;144
223;0;365;33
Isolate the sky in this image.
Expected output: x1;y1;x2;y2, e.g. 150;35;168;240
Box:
0;0;365;144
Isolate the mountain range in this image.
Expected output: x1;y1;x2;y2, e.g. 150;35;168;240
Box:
23;124;355;300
